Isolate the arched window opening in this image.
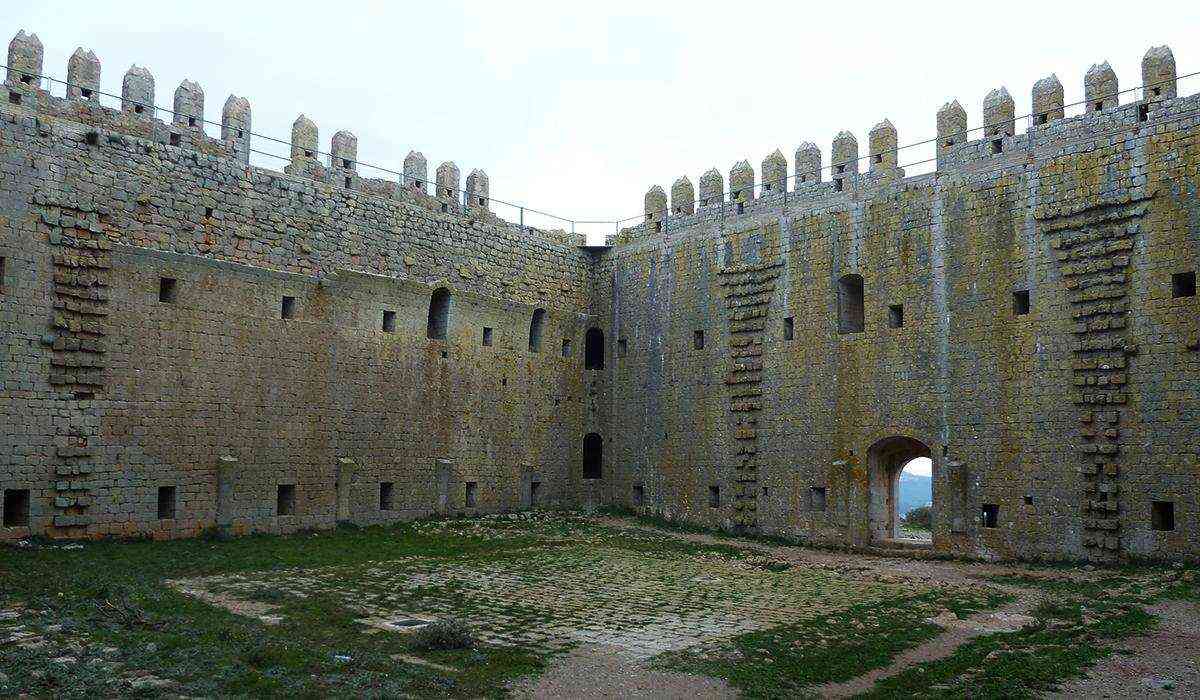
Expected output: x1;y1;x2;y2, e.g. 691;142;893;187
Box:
837;274;864;334
582;433;603;479
427;287;451;340
585;327;605;370
528;308;546;352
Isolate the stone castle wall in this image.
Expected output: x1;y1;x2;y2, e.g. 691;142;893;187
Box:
600;50;1199;563
0;31;1196;562
0;31;601;540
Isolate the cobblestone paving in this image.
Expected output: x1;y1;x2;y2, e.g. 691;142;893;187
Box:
172;514;920;660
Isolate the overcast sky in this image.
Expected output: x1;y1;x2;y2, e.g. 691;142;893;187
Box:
7;2;1199;242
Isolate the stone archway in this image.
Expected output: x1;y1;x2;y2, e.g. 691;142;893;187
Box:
867;436;932;544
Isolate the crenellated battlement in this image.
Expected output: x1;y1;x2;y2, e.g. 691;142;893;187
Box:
0;29;538;242
625;43;1188;241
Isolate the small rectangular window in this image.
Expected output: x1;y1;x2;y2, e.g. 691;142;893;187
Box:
482;327;493;346
1094;101;1103;112
693;329;705;350
562;338;572;357
281;296;296;319
1024;494;1034;506
157;486;176;520
709;485;720;508
9;91;21;105
343;159;351;169
1037;113;1048;125
618;337;628;357
188;116;197;127
345;177;352;189
783;317;794;341
3;489;30;527
810;486;827;512
159;277;177;303
382;310;396;333
465;481;477;507
379;482;394;511
633;482;644;507
529;481;541;506
834;178;844;192
276;484;295;516
874;153;883;164
1172;271;1196;298
736;202;744;214
888;304;904;328
981;503;999;528
1012;290;1030;316
1151;501;1175;531
991;139;1003;154
170;132;181;146
1139;104;1149;122
836;164;846;175
205;207;214;218
134;104;144;115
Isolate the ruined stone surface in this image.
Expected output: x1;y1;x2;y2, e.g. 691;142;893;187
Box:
1143;46;1176;102
0;32;1197;564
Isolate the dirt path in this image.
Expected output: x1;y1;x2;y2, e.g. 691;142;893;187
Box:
1045;599;1200;699
814;597;1039;698
509;643;736;699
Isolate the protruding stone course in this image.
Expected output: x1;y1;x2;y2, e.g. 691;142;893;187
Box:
761;150;787;195
1038;196;1150;564
173;79;205;129
794;142;821;185
699;168;724;208
671;176;694;216
868;120;897;172
937;100;968;159
729;160;755;204
66;48;100;102
1085;62;1118;112
221;96;251;165
405;151;428;195
121;65;154;117
6;30;43;87
436;161;461;211
1032;74;1064;125
644;186;667;226
983;88;1015;138
465;169;489;210
1142;45;1176;102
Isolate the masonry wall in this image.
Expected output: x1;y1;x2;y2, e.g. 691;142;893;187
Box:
597;93;1200;563
0;94;598;540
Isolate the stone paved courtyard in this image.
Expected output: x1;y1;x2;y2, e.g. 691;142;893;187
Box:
1;511;1197;697
171;514;916;660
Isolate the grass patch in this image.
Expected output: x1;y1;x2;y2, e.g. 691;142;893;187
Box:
655;588;1008;697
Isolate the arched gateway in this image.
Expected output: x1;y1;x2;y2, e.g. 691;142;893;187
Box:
867;436;933;544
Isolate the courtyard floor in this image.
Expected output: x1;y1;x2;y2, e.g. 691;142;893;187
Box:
0;510;1197;698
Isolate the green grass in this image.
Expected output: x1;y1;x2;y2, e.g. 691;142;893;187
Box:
655;588;1009;698
0;520;552;698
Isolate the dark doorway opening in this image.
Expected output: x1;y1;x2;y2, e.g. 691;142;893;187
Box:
582;433;603;479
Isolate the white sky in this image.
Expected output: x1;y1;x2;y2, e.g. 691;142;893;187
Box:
7;2;1199;243
903;457;933;477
